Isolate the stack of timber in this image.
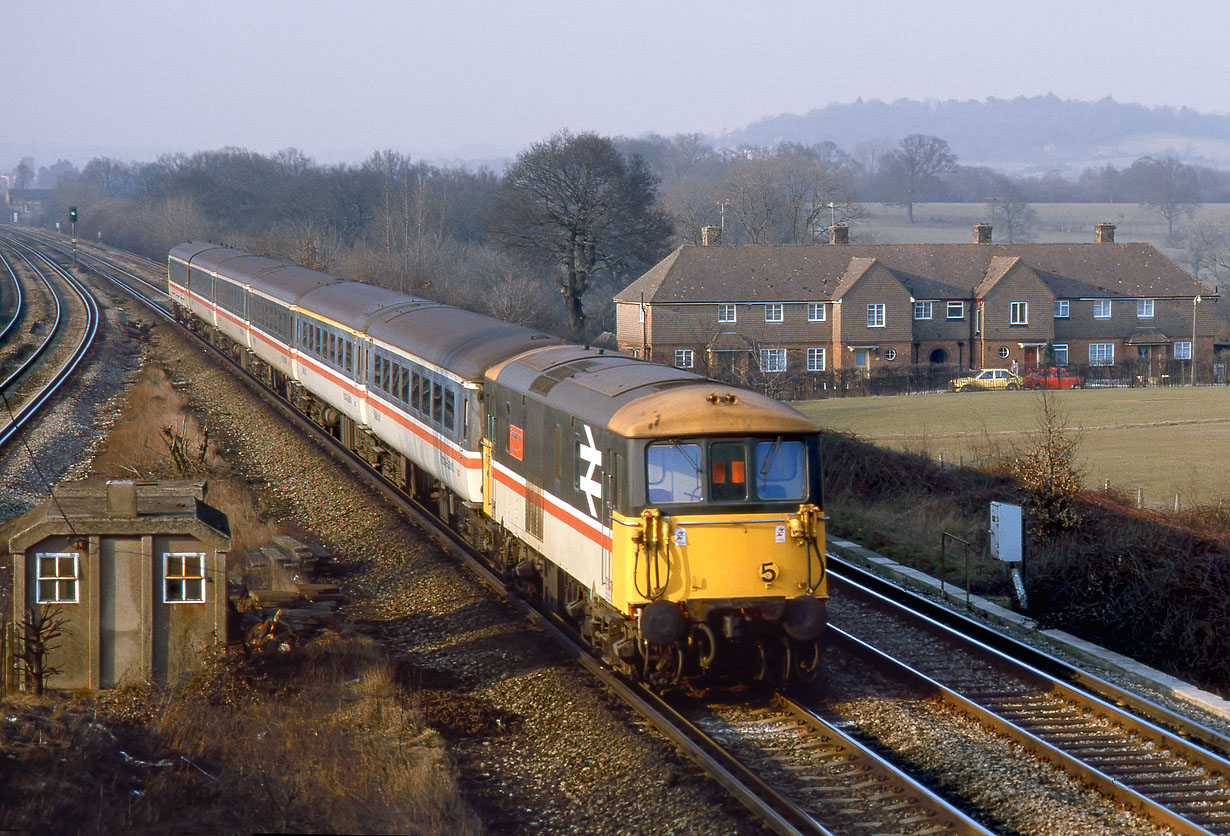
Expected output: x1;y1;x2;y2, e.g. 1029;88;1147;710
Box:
227;536;346;640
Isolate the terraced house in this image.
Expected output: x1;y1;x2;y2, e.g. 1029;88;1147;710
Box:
614;223;1218;385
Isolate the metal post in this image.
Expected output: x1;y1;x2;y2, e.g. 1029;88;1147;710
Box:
1192;296;1202;386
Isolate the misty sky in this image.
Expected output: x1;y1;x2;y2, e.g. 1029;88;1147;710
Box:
7;0;1230;167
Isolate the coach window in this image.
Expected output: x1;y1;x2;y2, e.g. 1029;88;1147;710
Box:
432;382;443;424
646;442;702;504
411;373;422;414
444;389;455;432
709;442;747;502
391;363;401;397
345;341;353;373
400;368;410;402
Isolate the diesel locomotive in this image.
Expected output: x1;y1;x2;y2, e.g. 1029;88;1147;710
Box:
168;242;828;686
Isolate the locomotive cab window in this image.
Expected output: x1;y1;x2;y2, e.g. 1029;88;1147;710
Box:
709;442;747;501
646;437;810;505
646;442;702;503
755;440;807;500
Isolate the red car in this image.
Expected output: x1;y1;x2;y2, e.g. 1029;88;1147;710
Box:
1023;366;1084;389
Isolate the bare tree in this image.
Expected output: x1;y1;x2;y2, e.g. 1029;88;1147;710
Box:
14;159;34;189
719;154;782;245
887;134;957;224
500;130;672;338
1128;155;1200;240
987;191;1039;243
1182;213;1230;293
19;606;67;696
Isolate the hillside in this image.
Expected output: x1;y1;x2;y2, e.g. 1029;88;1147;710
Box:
723;95;1230;175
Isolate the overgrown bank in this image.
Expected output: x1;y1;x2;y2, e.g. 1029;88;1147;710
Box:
821;429;1230;696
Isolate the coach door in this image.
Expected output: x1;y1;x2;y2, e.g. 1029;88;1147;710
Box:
482;411;495;517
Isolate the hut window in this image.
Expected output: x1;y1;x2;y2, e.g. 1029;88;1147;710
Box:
36;553;79;604
164;553;206;603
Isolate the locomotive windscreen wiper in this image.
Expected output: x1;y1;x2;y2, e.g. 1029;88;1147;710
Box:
759;436;782;483
669;438;701;477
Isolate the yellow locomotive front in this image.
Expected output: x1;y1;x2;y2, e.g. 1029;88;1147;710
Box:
607;391;826;687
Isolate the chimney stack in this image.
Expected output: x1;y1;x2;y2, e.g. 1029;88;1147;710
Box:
1095;222;1116;243
701;225;721;246
829;223;849;245
106;480;138;518
973;223;993;244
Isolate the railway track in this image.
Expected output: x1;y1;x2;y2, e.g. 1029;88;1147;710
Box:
20;230;1230;834
0;235;101;452
825;562;1230;835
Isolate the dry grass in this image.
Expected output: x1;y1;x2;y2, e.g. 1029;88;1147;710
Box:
856;201;1230;251
0;633;478;835
798;387;1230;508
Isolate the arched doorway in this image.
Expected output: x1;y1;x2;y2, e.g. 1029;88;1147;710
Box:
929;348;948;364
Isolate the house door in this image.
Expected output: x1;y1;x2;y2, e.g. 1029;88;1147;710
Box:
1024;346;1040;367
100;537;143;689
1137;346;1154;377
853;350;869;372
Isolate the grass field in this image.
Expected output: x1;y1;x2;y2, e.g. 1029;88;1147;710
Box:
856;202;1230;265
794;386;1230;508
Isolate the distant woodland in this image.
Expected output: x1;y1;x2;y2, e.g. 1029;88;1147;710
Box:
11;98;1230;338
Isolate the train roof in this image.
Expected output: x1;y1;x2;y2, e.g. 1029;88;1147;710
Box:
170;242;562;381
170;242;342;305
368;304;561;381
297;282;430;331
487;346;818;438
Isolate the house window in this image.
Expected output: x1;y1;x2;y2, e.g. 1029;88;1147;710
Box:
718;304;736;323
1010;301;1028;325
1054;300;1069;318
807;347;826;371
637;305;645;323
37;553;78;604
946;301;964;319
164;553;206;603
866;304;885;328
1089;343;1115;365
1174;341;1192;360
884;348;897;361
674;349;694;369
807;303;826;322
759;348;786;373
999;346;1010;359
1093;300;1112;319
913;301;933;320
1053;344;1069;364
1137;299;1155;318
765;303;783;323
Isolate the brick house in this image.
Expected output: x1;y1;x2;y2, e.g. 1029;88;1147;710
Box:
614;223;1218;385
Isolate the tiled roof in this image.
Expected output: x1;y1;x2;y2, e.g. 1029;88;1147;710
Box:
615;243;1213;304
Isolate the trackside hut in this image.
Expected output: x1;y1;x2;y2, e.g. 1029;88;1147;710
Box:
7;480;230;691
